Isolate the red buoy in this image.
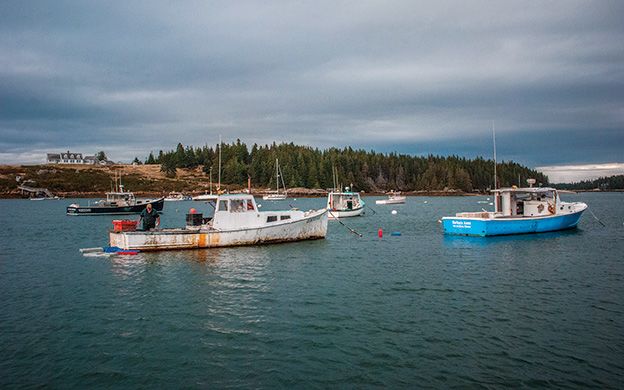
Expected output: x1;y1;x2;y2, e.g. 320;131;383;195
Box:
189;208;197;214
378;228;383;238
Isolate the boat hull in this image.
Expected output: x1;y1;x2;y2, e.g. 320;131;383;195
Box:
109;209;328;251
442;208;586;236
375;198;406;205
67;198;165;215
328;207;365;218
262;195;287;200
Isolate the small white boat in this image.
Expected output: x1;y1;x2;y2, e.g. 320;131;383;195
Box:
193;164;219;201
109;194;328;251
442;185;587;236
263;158;288;201
327;190;365;218
263;193;287;201
164;192;191;201
192;191;218;201
375;192;406;205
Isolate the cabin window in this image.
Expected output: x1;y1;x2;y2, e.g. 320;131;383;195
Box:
230;199;245;212
218;200;229;211
247;200;255;211
280;215;291;220
267;215;278;223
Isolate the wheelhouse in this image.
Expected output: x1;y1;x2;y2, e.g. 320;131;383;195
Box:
493;187;559;217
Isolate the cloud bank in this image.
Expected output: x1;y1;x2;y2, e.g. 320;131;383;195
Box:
1;0;623;170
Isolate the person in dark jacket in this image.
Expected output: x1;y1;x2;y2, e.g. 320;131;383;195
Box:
138;203;160;230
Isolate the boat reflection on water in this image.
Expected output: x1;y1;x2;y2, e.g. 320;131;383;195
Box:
442;227;583;249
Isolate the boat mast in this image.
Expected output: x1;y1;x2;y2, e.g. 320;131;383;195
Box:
492;121;497;189
279;161;287;193
218;135;222;191
276;158;279;193
209;166;213;194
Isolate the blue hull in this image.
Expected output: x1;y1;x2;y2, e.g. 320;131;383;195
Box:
442;210;585;237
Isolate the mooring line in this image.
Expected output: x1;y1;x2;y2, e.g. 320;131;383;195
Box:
588;207;606;227
328;210;363;237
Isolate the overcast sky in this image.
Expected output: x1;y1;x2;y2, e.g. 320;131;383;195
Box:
1;1;622;180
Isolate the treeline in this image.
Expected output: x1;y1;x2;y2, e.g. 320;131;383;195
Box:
554;175;624;191
144;140;548;192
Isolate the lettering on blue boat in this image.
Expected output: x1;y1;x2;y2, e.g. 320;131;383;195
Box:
451;220;472;228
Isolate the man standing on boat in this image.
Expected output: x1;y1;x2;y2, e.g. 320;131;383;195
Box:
138;203;160;231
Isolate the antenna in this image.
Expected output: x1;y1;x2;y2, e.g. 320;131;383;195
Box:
218;135;222;191
492;121;497;189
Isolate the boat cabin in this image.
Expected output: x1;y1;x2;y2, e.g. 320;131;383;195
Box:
327;192;363;211
205;194;299;230
493;187;559;217
103;190;136;206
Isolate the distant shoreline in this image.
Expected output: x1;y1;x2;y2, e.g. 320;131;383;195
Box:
2;163;622;199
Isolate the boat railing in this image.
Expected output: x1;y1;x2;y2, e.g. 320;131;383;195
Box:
455;211;492;219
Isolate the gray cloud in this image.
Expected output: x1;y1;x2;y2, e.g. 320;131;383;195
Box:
1;0;623;167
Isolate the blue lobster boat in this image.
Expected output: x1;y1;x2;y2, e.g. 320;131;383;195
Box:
442;186;587;236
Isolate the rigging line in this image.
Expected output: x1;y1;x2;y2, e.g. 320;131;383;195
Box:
588;207;606;227
327;210;363;237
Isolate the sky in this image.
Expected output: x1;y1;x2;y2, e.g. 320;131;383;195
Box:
0;1;623;182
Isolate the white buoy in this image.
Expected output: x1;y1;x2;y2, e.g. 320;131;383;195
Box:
489;202;494;205
257;204;262;208
391;210;398;215
424;201;428;204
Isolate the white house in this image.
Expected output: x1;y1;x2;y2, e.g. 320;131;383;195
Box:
47;151;95;164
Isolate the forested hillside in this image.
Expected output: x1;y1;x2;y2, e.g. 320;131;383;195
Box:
144;140;548;192
554;175;624;191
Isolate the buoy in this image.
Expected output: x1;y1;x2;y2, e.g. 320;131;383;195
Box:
189;208;197;214
378;228;383;238
257;204;262;208
391;210;398;215
424;201;428;204
391;232;401;236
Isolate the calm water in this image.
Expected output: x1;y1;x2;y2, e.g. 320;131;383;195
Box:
1;193;623;388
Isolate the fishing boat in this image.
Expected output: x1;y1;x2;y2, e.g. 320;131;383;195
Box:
109;194;328;251
375;192;406;205
441;184;587;236
192;165;219;201
263;159;288;200
192;191;218;201
67;175;164;215
327;188;365;218
165;191;191;201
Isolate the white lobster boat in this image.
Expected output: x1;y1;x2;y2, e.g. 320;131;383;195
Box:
327;190;365;218
109;194;328;251
375;192;406;205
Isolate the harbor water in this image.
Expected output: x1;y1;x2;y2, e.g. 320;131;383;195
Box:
1;193;623;388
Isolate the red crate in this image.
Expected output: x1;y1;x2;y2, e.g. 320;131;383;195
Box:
112;219;137;232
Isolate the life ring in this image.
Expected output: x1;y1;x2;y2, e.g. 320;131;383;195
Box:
548;203;555;214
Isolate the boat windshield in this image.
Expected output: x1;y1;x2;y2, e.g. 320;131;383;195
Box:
229;199;255;212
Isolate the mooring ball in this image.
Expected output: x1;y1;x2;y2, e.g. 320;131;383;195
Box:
391;210;398;215
189;208;197;214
